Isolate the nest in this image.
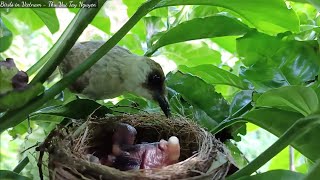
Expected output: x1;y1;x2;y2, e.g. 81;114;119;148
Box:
41;114;233;180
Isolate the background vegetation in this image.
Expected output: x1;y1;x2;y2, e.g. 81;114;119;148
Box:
1;0;320;179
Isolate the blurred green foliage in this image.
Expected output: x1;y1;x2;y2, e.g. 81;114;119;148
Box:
1;0;320;179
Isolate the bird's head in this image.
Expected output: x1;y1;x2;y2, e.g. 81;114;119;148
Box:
122;56;171;117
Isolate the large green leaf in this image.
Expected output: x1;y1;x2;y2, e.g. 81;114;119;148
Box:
236;31;283;66
90;10;111;34
211;36;237;53
237;170;305;180
0;18;13;52
0;170;31;180
256;86;319;116
162;42;221;67
168;91;219;129
146;15;249;55
69;6;110;34
305;161;320;180
155;0;299;34
179;64;249;89
31;99;112;119
32;8;59;34
229;90;252;116
167;71;229;124
5;8;59;34
244;108;320;161
238;31;319;92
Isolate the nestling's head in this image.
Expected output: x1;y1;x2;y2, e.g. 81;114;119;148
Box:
122;55;171;117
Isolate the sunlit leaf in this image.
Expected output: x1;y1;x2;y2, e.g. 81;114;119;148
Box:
179;64;249;89
268;147;290;171
188;5;219;19
146;15;249;55
211;36;237;53
155;0;299;33
162;42;221;67
69;7;110;34
32;8;60;34
256;86;319;116
0;18;13;52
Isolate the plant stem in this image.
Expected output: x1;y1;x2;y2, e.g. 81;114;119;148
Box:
289;146;295;171
29;0;105;83
0;0;161;133
13;157;29;173
230;101;253;119
227;115;320;179
209;117;249;134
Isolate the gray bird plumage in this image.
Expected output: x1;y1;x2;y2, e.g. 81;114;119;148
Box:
60;41;170;117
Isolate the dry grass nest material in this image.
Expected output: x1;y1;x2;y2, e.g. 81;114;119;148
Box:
43;114;233;180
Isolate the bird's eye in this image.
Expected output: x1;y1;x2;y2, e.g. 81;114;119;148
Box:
149;74;161;85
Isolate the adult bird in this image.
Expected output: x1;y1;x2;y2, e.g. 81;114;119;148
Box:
59;41;171;117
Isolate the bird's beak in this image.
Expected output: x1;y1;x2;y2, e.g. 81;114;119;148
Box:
154;92;171;118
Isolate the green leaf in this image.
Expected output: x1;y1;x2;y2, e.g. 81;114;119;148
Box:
238;31;319;92
123;0;147;41
32;8;60;34
8;121;30;139
162;42;221;67
113;94;150;114
6;8;59;34
256;86;319;116
188;5;219;19
268;147;290;171
168;91;219;129
229;90;252;116
211;36;237;53
68;7;110;34
225;141;248;168
0;18;13;52
236;30;283;66
31;99;112;119
244;108;320;161
146;15;249;55
155;0;299;34
237;170;305;180
179;64;249;89
0;170;31;180
305;161;320;180
304;0;320;11
167;71;229;124
0;83;44;112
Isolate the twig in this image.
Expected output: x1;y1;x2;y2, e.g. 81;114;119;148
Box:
289;146;295;171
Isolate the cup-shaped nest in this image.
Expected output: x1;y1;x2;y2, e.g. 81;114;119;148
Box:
43;114;233;180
